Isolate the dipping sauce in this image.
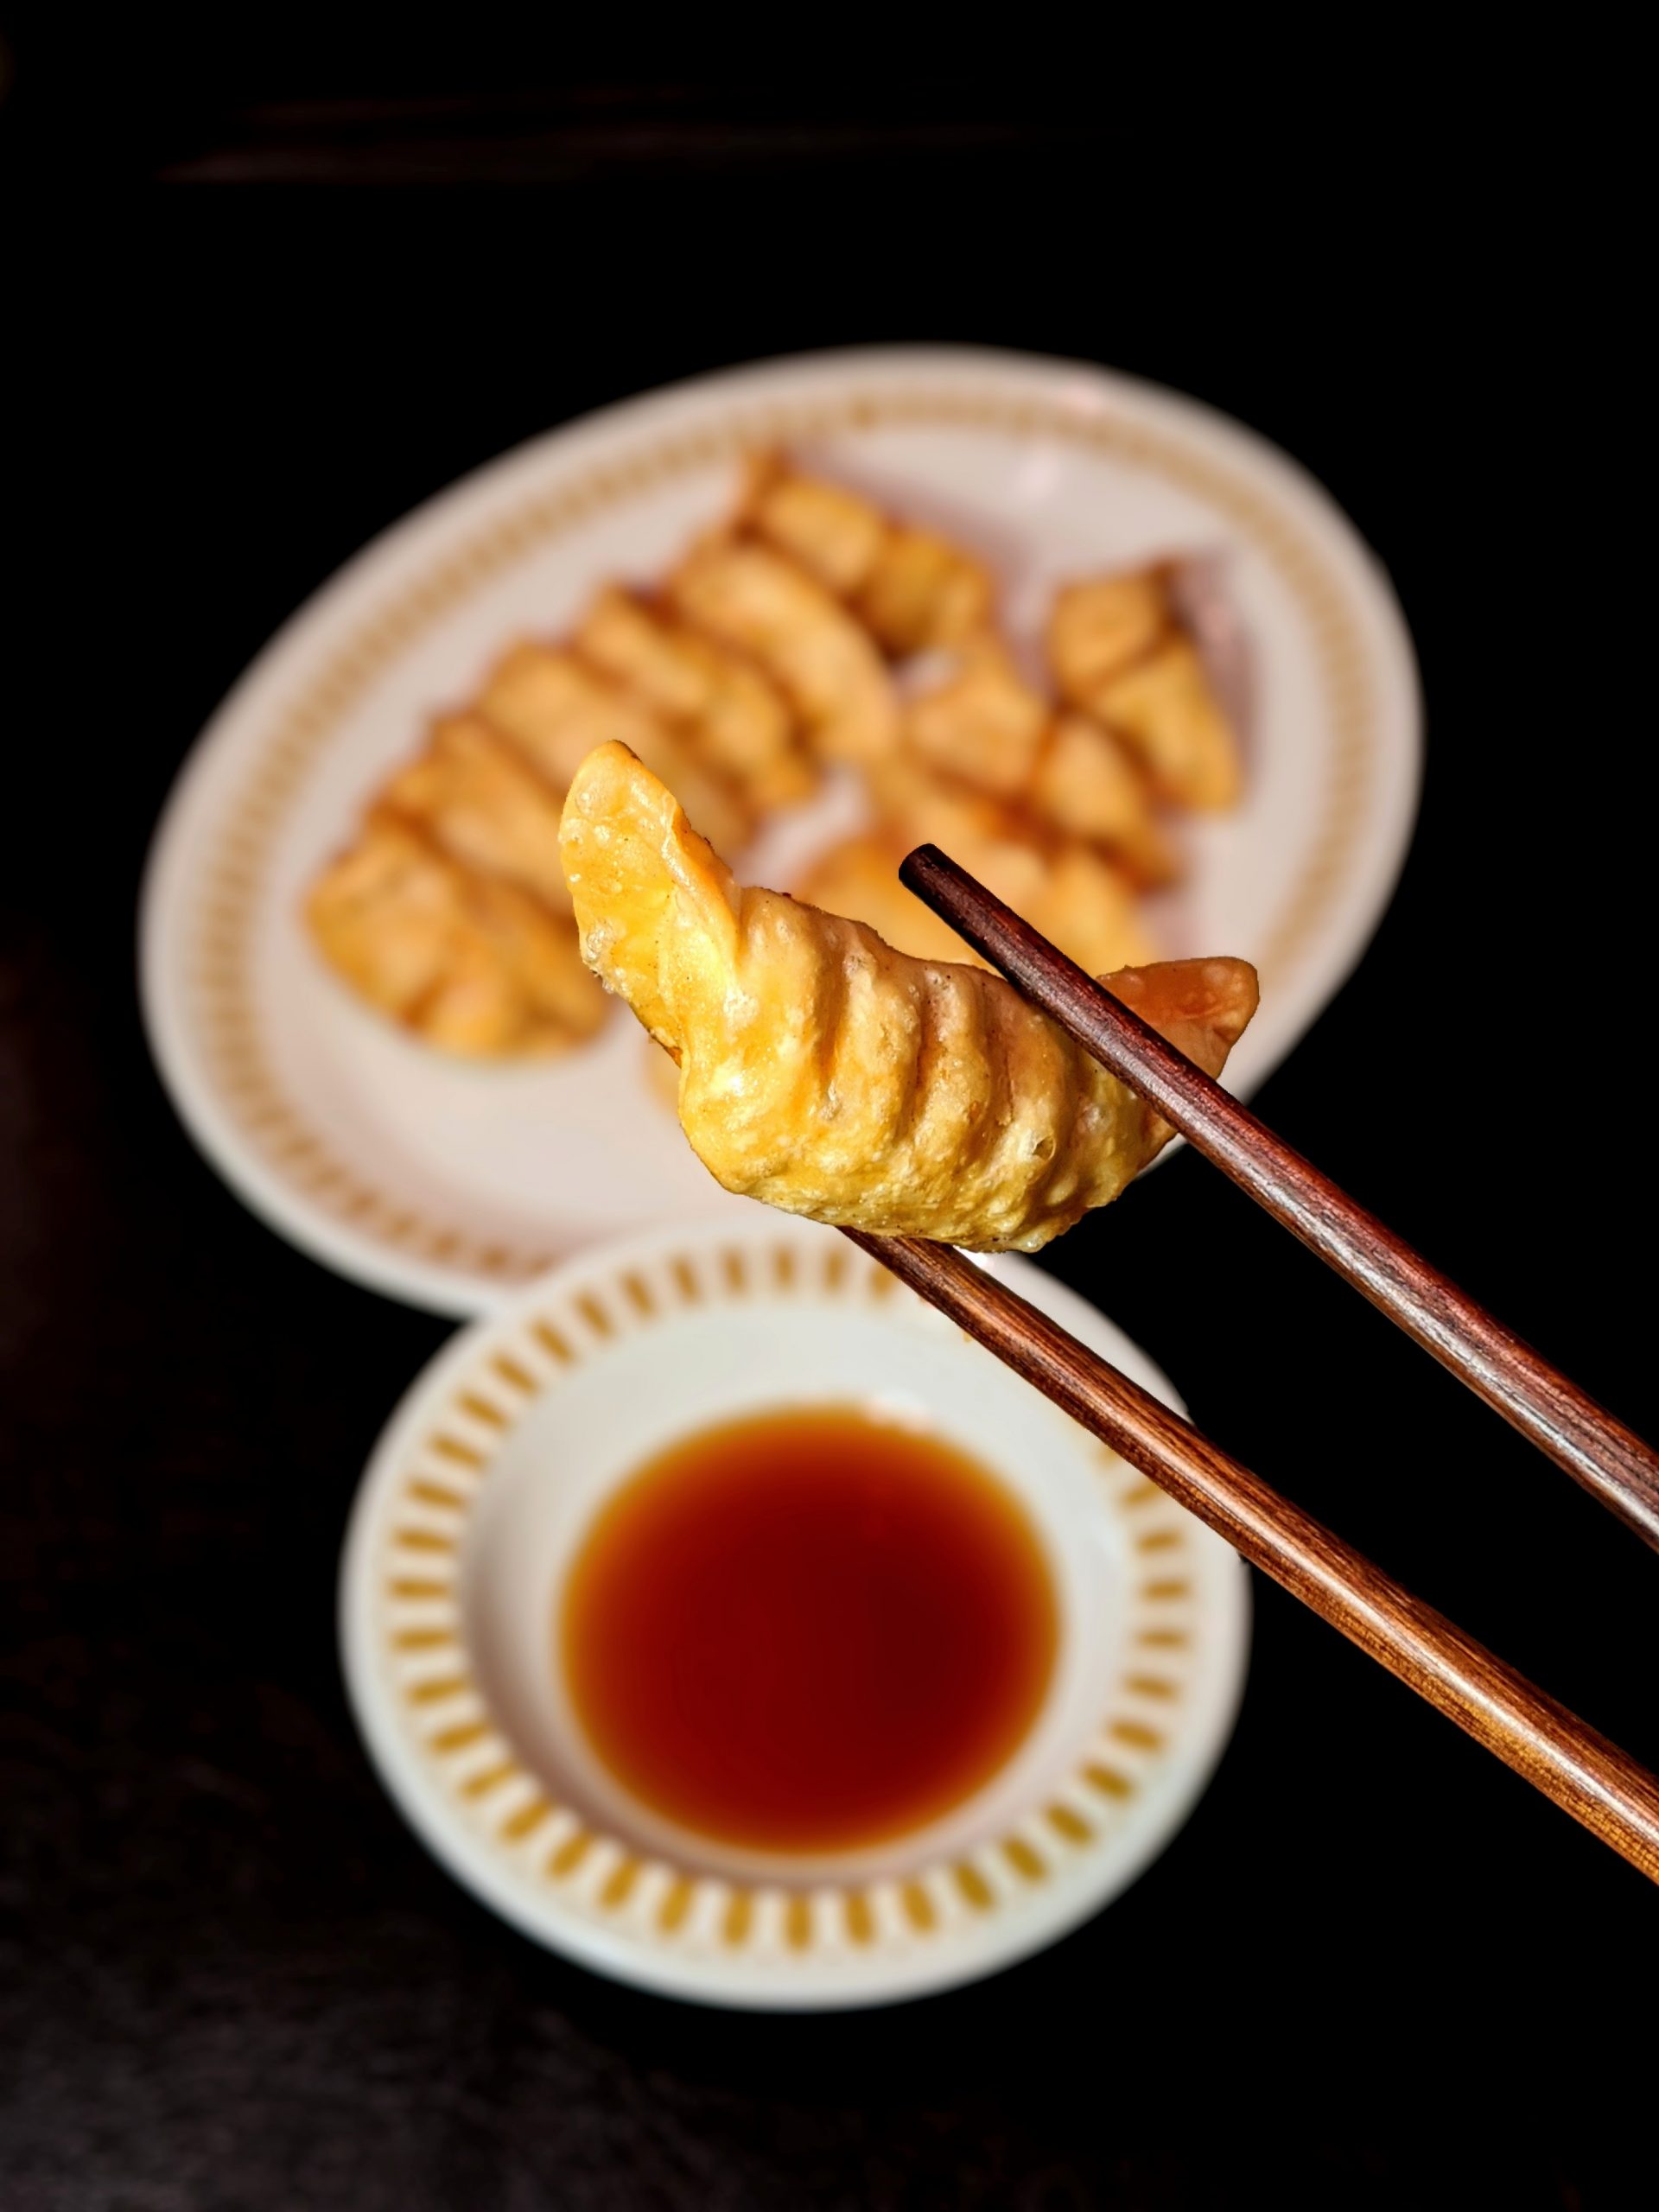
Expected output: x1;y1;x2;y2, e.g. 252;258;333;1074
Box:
562;1407;1057;1853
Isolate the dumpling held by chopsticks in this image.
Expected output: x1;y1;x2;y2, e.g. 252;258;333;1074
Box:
558;742;1258;1252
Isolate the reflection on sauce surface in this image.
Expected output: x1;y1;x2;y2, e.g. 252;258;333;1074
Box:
562;1407;1058;1853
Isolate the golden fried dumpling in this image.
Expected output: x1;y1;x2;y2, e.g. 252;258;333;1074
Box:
307;820;603;1058
901;643;1176;885
1089;638;1242;810
741;454;994;654
856;525;993;655
796;835;983;970
573;586;815;810
739;454;888;595
666;537;897;765
1029;714;1179;887
1047;574;1170;693
379;713;573;913
798;829;1154;982
560;741;1257;1252
808;744;1157;981
906;638;1049;797
863;749;1025;855
480;641;752;852
1048;575;1240;810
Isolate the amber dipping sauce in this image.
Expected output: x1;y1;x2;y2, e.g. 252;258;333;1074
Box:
561;1408;1058;1853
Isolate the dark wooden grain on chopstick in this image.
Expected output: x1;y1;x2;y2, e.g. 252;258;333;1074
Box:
900;844;1659;1553
843;1230;1659;1881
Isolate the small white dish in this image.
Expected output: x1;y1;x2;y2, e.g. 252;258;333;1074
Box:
141;344;1421;1316
339;1215;1249;2009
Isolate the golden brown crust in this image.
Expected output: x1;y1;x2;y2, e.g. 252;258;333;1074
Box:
307;818;603;1058
1048;575;1241;810
740;453;995;654
379;713;574;914
479;640;753;850
561;741;1256;1251
572;586;817;810
906;637;1049;797
665;535;898;765
901;640;1179;886
1089;636;1243;810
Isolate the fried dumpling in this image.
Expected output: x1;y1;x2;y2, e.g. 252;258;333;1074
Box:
1029;713;1179;887
903;640;1177;885
1048;574;1241;810
560;741;1256;1252
1087;637;1242;811
307;819;603;1058
740;453;994;653
795;835;988;970
379;713;573;913
480;641;752;851
798;828;1154;982
573;586;816;810
1046;573;1169;692
739;455;888;596
831;750;1157;975
857;525;994;656
666;537;898;766
905;636;1050;797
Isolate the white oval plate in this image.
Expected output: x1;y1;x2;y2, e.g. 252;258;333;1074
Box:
339;1215;1249;2009
143;346;1421;1315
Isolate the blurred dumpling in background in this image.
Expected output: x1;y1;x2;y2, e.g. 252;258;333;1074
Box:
307;821;602;1058
1048;570;1241;809
572;586;817;811
666;535;899;765
738;452;994;653
304;450;1245;1071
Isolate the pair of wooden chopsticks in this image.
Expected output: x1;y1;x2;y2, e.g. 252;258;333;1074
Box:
845;845;1659;1882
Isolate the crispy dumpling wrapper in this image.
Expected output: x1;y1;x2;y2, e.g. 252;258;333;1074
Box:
573;586;816;810
1030;713;1179;886
666;536;898;765
905;637;1049;797
480;641;753;851
307;819;602;1058
1090;637;1242;810
826;750;1158;976
798;830;1154;981
380;713;574;913
902;640;1179;887
1049;575;1241;810
740;454;994;653
560;741;1256;1252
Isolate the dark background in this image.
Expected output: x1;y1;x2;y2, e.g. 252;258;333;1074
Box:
3;23;1656;2209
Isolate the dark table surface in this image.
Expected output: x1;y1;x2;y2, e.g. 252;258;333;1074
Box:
4;65;1656;2210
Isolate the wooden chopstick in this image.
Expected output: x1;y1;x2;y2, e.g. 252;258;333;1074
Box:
842;1228;1659;1881
900;843;1659;1553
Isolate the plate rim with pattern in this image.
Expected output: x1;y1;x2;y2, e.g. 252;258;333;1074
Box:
337;1212;1251;2010
141;344;1423;1313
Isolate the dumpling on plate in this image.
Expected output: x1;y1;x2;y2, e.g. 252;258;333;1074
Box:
560;740;1256;1252
572;586;816;810
479;640;752;850
823;747;1158;976
1048;572;1241;810
378;713;573;913
1084;637;1242;811
902;640;1178;886
666;535;898;765
307;818;603;1058
798;827;1154;982
905;636;1049;798
739;452;994;653
1028;713;1179;887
